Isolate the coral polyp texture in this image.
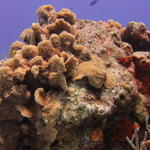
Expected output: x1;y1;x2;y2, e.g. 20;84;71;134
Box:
0;4;150;150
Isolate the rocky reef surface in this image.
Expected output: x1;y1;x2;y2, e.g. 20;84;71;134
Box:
0;5;150;150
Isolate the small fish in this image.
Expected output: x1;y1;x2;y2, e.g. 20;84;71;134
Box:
89;0;114;6
89;0;99;6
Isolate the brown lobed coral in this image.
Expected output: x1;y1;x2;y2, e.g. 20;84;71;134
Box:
0;4;150;150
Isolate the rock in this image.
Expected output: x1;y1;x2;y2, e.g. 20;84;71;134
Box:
122;22;150;51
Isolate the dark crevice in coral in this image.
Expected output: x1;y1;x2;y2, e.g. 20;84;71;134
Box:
122;37;150;52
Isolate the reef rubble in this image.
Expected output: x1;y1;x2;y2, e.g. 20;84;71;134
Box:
0;4;150;150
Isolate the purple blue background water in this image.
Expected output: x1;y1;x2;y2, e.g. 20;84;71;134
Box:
0;0;149;57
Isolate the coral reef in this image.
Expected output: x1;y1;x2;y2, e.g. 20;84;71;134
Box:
0;4;150;150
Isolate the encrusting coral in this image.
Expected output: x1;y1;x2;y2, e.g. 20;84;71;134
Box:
0;4;150;150
72;55;116;89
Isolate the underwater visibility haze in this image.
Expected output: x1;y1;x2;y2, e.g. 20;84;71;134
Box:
1;1;150;150
0;0;150;57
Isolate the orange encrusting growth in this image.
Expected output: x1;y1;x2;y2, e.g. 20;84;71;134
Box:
91;129;104;143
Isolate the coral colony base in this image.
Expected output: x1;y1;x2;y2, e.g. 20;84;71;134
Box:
1;4;150;150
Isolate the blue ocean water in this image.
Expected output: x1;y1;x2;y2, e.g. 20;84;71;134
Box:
0;0;150;58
